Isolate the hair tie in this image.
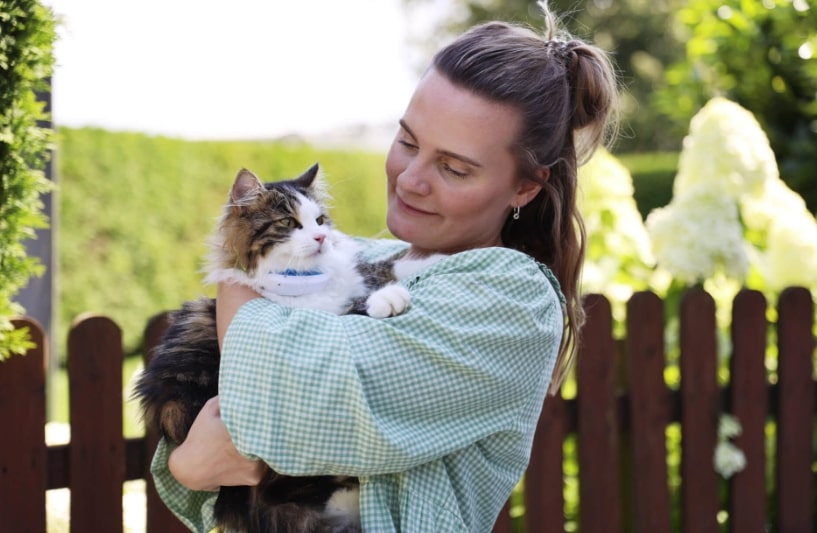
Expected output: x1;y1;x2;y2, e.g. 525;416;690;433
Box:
545;39;570;55
545;39;576;69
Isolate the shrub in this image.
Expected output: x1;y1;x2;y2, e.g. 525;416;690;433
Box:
0;0;56;360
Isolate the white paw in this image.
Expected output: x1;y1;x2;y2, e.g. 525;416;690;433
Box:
366;284;411;318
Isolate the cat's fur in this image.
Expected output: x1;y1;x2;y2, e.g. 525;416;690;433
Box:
134;163;439;533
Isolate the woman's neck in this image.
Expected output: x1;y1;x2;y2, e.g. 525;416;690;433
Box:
406;239;504;259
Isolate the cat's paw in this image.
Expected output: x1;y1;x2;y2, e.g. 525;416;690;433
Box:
366;284;411;318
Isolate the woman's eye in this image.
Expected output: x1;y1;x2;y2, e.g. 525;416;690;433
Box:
443;163;468;178
398;139;418;151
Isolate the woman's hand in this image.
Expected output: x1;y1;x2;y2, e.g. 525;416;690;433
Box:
168;396;266;491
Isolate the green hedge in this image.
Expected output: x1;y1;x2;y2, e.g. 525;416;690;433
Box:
0;0;56;359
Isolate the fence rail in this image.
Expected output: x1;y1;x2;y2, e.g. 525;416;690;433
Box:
0;288;814;532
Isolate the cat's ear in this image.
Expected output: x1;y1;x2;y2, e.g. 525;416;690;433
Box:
295;162;331;205
295;163;320;187
230;169;264;209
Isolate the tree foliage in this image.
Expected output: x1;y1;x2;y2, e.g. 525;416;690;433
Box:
0;0;56;359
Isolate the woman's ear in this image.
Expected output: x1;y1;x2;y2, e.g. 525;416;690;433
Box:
515;167;548;208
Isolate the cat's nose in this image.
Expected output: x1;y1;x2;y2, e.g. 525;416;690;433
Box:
314;234;326;244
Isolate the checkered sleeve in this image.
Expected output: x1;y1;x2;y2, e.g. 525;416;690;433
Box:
150;438;219;532
218;246;563;478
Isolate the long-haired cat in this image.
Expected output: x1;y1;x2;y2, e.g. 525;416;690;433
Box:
134;163;439;533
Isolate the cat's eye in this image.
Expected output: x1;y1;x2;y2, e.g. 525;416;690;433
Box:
316;215;327;225
279;217;300;228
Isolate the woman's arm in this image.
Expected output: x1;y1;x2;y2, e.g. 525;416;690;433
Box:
216;282;262;349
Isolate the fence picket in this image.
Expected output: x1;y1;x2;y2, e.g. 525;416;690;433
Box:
0;318;47;532
67;315;125;533
491;500;512;533
523;389;567;533
626;291;671;533
775;287;815;532
577;294;620;532
728;289;768;532
679;289;720;533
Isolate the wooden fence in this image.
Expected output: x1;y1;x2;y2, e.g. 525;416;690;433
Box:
0;288;814;532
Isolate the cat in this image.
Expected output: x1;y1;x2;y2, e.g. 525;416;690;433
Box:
134;163;441;533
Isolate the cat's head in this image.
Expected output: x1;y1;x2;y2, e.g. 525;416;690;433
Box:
211;163;339;278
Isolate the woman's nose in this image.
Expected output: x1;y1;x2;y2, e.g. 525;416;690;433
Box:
396;161;432;196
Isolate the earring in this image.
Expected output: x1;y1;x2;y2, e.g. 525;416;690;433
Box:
512;205;520;220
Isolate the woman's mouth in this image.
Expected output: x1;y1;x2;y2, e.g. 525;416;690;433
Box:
397;196;434;216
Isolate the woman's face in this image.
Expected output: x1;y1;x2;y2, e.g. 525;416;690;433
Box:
385;68;541;256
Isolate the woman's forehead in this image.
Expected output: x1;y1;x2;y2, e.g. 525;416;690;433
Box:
403;69;521;161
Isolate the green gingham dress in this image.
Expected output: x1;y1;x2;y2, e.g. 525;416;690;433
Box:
151;240;565;533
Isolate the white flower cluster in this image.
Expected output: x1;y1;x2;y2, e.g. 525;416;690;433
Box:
673;97;777;199
646;97;817;290
647;185;748;285
713;414;747;479
743;178;817;291
577;148;654;315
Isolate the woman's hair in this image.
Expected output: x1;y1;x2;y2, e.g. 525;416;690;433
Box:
432;1;619;395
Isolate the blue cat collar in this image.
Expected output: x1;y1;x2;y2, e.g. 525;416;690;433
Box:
262;271;330;297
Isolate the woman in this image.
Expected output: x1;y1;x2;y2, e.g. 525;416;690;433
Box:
153;3;618;531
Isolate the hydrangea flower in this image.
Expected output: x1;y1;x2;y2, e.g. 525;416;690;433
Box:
673;97;778;199
646;96;816;293
718;414;743;440
714;441;747;479
713;414;747;479
764;209;817;291
740;178;808;241
646;184;748;284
